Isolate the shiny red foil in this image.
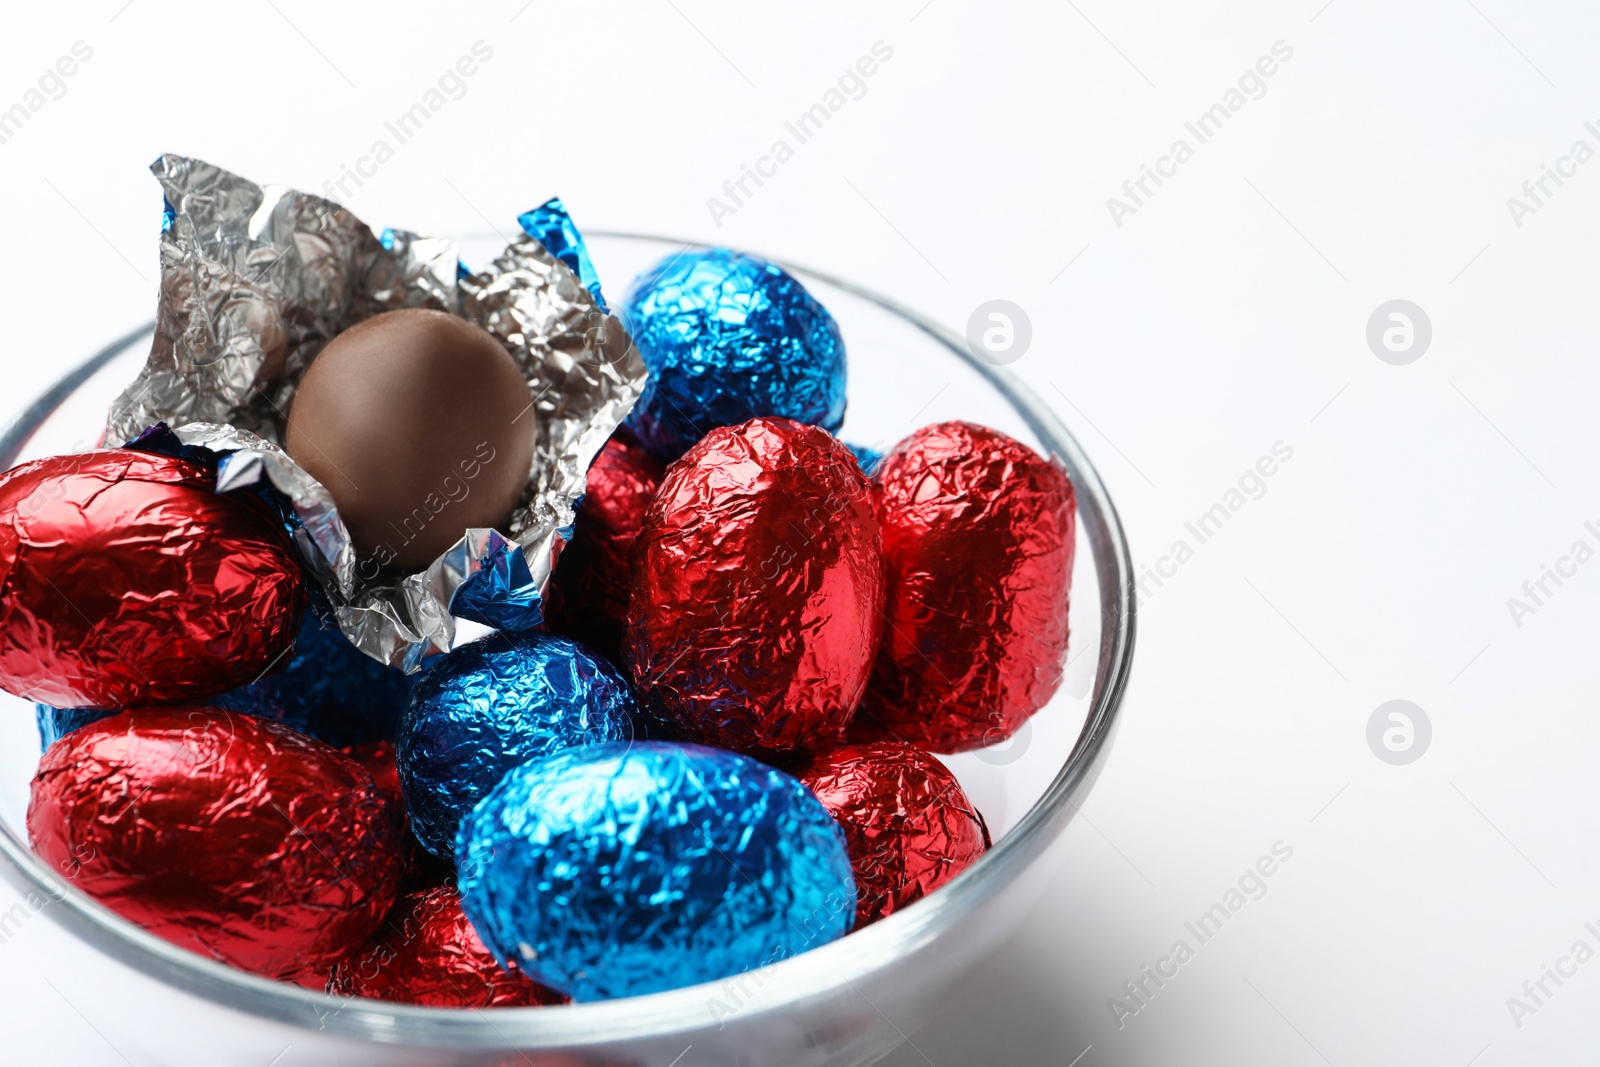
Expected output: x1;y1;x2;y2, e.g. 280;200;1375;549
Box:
857;422;1075;753
342;739;454;894
342;740;404;827
27;707;402;981
0;450;303;709
544;429;665;661
626;418;884;754
328;887;567;1007
799;742;989;926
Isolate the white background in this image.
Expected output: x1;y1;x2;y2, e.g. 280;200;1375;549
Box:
1;2;1598;1064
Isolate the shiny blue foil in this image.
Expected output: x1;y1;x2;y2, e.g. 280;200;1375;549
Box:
215;610;414;746
620;248;847;461
519;198;607;312
398;633;637;858
448;537;546;633
456;741;857;1001
846;442;884;477
35;704;113;750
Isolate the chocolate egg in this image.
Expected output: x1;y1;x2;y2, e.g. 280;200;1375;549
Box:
341;739;405;828
621;248;847;462
856;421;1075;753
328;887;567;1007
397;633;638;858
33;611;416;749
285;308;534;569
542;429;665;661
457;742;856;1002
27;707;403;981
798;741;989;926
625;418;884;755
336;739;457;894
0;450;302;710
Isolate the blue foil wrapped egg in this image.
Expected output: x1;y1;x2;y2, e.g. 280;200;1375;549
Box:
398;633;638;857
457;741;856;1001
621;248;847;461
215;611;415;747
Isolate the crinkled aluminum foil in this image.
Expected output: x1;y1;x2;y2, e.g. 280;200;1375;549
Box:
796;741;989;927
28;705;404;981
456;741;856;1002
106;155;646;669
397;632;638;858
619;246;847;462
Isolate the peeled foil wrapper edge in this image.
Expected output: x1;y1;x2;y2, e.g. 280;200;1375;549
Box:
106;155;647;670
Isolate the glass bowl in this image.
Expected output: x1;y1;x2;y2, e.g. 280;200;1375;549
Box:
0;233;1134;1067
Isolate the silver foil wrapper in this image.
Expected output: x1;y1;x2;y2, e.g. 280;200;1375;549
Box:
106;155;646;669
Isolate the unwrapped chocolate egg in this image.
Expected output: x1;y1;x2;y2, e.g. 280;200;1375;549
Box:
285;308;535;570
626;418;884;755
0;451;302;710
798;742;989;926
328;887;567;1007
621;248;847;461
543;429;665;661
27;707;402;981
856;421;1075;753
397;633;638;857
457;741;856;1001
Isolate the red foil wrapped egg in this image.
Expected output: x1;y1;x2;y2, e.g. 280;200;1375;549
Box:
341;739;454;893
626;418;884;755
798;742;989;926
857;421;1075;753
0;450;303;709
328;887;567;1007
342;739;405;825
27;707;403;981
544;430;666;661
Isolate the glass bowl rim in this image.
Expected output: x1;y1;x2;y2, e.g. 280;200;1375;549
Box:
0;231;1136;1050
